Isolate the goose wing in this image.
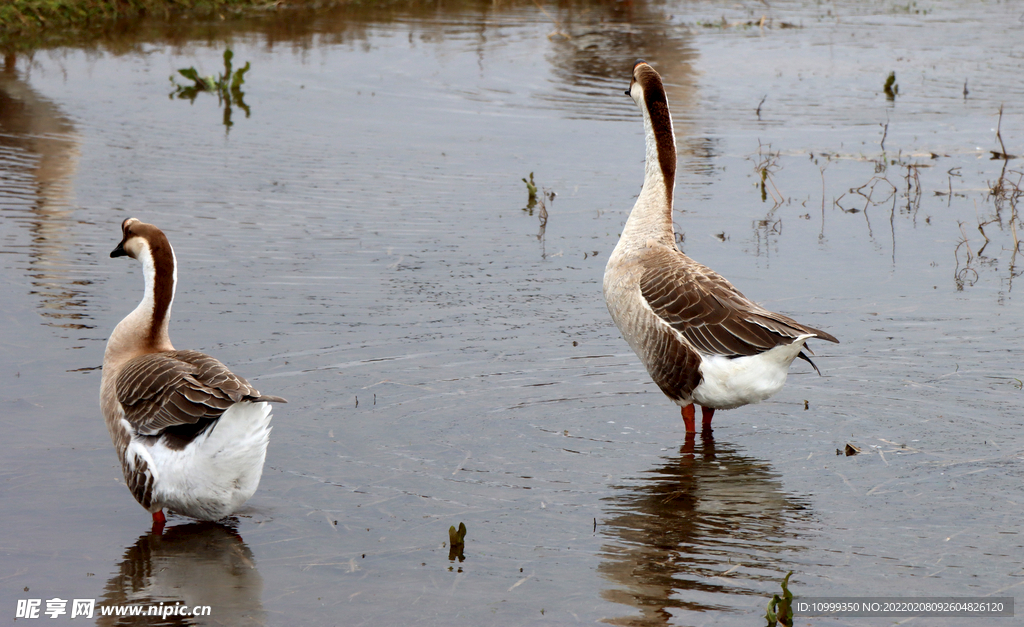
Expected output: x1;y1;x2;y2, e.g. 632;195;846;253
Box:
115;349;286;436
639;247;838;359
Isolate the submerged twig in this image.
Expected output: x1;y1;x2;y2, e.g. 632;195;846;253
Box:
991;105;1018;160
538;192;549;237
537;188;554;258
903;163;923;214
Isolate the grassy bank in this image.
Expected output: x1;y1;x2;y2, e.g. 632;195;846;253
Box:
1;1;283;38
0;0;461;53
0;0;329;51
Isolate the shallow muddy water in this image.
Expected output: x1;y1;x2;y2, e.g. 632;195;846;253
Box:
1;1;1022;625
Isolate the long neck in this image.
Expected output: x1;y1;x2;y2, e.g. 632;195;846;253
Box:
622;85;677;246
104;240;177;369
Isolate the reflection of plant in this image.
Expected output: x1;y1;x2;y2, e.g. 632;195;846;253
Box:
953;165;1021;291
170;49;251;131
990;105;1018;160
752;142;783;207
834;153;927;224
986;108;1022;289
985;165;1023;290
954;222;980;290
762;104;1020;293
836;173;896;214
520;172;554;255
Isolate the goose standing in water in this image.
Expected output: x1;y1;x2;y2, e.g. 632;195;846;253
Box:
100;218;285;528
603;61;838;434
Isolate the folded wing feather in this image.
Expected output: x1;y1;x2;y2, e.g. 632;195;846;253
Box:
639;248;838;360
116;349;286;437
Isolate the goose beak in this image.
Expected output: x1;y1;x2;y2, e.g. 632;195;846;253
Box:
112;217;137;257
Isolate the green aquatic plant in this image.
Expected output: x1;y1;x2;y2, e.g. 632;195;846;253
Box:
522;172;538;211
883;71;899;100
448;522;467;562
765;571;794;627
170;48;251;130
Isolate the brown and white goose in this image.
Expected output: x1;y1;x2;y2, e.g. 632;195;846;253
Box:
603;61;838;434
100;218;285;527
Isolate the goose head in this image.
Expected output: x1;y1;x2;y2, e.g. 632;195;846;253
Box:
625;60;670;123
106;217;177;355
111;217;170;261
624;59;656;101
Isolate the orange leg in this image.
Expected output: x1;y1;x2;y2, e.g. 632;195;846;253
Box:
701;406;715;432
151;509;166;535
681;404;696;433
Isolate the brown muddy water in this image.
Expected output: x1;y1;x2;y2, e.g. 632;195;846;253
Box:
1;1;1022;625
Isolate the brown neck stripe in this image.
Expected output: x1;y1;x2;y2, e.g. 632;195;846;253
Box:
136;225;175;349
637;65;677;203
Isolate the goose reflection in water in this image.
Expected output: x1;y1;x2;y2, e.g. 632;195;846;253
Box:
98;522;264;626
545;4;698;124
599;434;813;626
0;54;88;333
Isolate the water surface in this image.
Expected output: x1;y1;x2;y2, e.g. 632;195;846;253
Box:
1;1;1022;624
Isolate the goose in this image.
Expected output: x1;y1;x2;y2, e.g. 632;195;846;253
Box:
100;218;285;527
603;61;838;434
